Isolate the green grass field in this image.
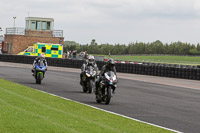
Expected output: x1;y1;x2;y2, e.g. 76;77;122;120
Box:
0;79;174;133
96;55;200;65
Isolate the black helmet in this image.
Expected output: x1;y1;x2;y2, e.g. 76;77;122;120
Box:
107;58;115;68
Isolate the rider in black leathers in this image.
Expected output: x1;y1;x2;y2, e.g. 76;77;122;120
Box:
96;58;117;93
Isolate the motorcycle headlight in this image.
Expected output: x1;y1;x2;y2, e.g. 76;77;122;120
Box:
109;82;113;85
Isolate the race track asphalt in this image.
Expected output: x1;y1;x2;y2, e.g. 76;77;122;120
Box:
0;63;200;133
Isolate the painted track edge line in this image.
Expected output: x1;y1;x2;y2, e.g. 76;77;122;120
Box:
35;89;182;133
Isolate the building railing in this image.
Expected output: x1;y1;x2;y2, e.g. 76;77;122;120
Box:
5;27;63;37
6;27;25;35
52;30;63;37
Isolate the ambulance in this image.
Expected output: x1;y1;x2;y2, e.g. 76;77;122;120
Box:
18;43;63;58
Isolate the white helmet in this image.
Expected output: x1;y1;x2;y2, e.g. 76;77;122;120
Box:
39;54;45;60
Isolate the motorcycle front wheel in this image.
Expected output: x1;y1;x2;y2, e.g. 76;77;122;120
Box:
105;86;112;105
82;81;87;92
38;73;42;84
88;80;93;93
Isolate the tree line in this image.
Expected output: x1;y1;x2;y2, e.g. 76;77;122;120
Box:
63;40;200;55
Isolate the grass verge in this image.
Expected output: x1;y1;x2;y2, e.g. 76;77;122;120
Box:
0;78;174;133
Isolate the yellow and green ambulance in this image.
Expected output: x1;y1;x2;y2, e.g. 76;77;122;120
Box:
18;43;63;58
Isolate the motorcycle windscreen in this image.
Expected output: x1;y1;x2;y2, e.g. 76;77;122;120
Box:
86;66;95;75
105;71;116;81
39;60;44;67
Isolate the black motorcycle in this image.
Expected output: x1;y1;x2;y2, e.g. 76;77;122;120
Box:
95;71;117;105
81;66;97;93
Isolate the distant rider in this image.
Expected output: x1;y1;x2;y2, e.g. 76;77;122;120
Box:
32;54;47;76
80;55;98;85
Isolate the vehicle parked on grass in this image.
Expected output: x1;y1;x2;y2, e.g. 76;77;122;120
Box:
95;71;117;105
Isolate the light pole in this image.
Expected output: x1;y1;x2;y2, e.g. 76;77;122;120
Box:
13;17;16;27
0;27;2;37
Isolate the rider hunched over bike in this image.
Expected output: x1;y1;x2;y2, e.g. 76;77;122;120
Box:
32;54;47;76
80;55;98;85
96;58;117;93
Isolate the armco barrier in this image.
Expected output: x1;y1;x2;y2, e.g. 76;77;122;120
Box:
0;54;200;80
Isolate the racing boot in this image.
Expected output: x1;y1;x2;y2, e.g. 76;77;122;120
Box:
31;69;34;76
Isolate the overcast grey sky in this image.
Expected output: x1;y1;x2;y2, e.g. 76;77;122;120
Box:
1;0;200;44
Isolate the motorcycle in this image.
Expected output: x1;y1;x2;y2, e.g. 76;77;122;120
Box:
34;61;47;84
81;66;97;93
95;71;117;105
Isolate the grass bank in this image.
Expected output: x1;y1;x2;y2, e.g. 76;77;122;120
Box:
0;79;174;133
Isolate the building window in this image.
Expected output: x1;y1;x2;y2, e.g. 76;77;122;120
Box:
36;21;40;30
42;21;46;30
47;22;51;30
31;21;36;30
51;47;58;51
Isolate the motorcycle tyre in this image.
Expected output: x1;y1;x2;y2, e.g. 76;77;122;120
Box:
38;73;42;84
105;86;112;105
82;81;87;93
88;80;93;93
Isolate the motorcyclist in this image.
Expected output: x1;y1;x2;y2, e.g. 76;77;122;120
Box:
100;58;116;76
80;55;98;85
32;54;47;76
96;58;117;93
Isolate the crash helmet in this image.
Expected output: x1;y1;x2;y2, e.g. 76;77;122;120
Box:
88;55;95;65
39;54;45;60
107;58;115;69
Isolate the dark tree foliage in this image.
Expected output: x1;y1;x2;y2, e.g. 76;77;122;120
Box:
63;40;200;55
